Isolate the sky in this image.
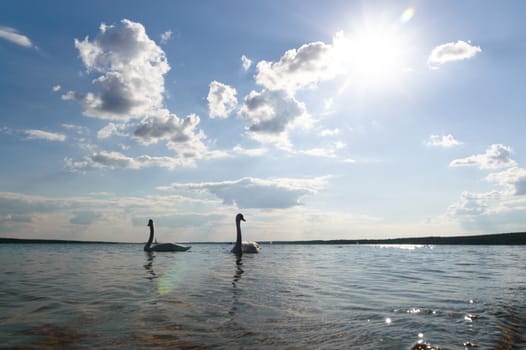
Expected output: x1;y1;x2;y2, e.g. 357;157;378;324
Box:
1;0;526;243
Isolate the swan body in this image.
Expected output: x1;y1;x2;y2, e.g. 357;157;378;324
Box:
144;219;191;252
238;241;261;253
150;242;191;252
231;213;261;254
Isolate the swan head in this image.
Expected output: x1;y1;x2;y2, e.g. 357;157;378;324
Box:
236;213;246;222
147;219;153;227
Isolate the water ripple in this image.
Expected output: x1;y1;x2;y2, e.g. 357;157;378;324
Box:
0;244;524;349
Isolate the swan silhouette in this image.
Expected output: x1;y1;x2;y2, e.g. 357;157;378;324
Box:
231;213;261;254
144;219;191;252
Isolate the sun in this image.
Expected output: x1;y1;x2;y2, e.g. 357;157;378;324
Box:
334;20;412;90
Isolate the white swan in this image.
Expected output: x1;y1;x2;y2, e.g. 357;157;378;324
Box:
144;219;191;252
231;213;261;254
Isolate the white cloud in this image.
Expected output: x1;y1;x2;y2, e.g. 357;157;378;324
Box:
64;19;170;121
158;176;328;209
0;26;34;48
255;40;340;93
24;129;66;142
445;146;526;232
0;191;222;242
238;89;310;145
160;30;172;44
447;191;500;218
63;19;226;161
133;112;202;144
450;144;517;169
207;81;238;119
445;188;526;233
241;55;252;71
232;145;268;157
134;111;203;155
133;110;228;160
65;151;191;170
238;32;354;149
299;142;346;159
320;128;340;137
323;98;334;110
300;148;335;158
97;122;128;139
61;123;89;134
486;167;526;196
425;134;462;148
428;40;481;67
52;85;61;92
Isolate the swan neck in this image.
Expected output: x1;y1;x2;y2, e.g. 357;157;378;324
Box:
236;219;242;244
144;224;154;251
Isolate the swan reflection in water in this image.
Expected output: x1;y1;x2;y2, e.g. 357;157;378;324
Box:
144;251;158;280
230;255;244;316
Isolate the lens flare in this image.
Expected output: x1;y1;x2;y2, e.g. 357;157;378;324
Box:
158;260;190;294
400;7;415;23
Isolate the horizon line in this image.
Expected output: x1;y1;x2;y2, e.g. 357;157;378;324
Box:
1;231;525;245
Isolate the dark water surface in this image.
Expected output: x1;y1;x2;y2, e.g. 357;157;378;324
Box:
1;244;524;349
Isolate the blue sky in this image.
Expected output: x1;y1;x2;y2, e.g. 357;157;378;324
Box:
1;0;526;242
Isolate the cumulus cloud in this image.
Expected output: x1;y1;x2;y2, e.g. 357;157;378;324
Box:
24;129;66;142
207;81;238;119
445;187;526;233
428;40;481;68
238;89;309;142
255;40;340;93
0;26;34;48
241;55;252;71
425;134;462;148
134;112;201;145
97;122;128;139
160;30;172;44
486;167;526;196
450;144;516;169
447;191;499;218
445;146;526;231
158;176;328;209
133;110;226;159
65;151;192;170
52;85;61;92
237;33;352;147
64;19;170;120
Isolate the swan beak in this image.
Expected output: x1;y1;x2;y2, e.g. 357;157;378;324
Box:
241;217;246;222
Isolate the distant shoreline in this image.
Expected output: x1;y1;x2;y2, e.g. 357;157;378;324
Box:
1;232;525;245
267;231;526;245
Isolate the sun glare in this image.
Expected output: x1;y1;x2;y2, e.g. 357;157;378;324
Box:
335;16;413;91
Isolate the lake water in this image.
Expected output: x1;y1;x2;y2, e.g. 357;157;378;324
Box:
0;243;524;349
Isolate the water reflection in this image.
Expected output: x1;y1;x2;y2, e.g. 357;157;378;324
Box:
143;251;157;280
232;256;244;286
230;256;244;316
